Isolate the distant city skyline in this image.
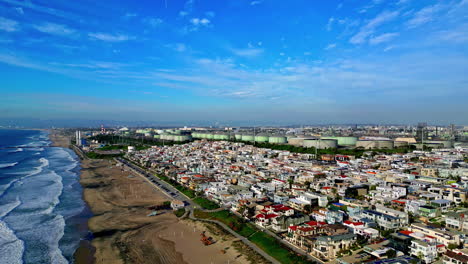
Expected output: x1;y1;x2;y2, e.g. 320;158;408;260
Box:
1;0;468;125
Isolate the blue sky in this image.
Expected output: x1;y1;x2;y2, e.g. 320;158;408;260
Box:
0;0;467;126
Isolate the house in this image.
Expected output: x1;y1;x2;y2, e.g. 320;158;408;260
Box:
443;250;468;264
445;210;468;232
409;223;461;247
430;199;452;213
171;200;185;210
361;210;403;230
311;233;357;261
410;240;437;263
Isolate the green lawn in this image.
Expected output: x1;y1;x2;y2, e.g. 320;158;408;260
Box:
194;210;311;264
249;232;309;264
174;208;186;217
193;197;220;210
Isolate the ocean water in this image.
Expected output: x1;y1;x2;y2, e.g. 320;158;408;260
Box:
0;129;90;264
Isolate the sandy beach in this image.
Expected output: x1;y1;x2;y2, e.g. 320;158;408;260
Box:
49;131;252;264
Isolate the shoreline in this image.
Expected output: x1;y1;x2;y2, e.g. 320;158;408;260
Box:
49;130;251;264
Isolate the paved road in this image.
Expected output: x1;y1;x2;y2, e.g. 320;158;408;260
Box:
116;158;193;206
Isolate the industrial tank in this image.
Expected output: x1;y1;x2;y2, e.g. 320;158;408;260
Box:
173;135;192;142
241;134;255;141
160;133;175;141
254;134;269;143
321;136;358;146
216;134;230;140
268;136;287;144
425;140;453;148
288;137;315;146
394;141;408;148
303;139;338;149
356;140;394;149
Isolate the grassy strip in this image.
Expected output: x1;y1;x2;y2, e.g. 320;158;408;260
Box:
174;208;186;217
86;152;124;159
194;210;311;264
194;210;255;237
193;197;220;210
153;174;196;198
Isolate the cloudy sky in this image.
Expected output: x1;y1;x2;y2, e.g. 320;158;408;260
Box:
0;0;467;126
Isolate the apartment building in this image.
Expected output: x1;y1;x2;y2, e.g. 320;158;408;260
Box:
409;223;461;247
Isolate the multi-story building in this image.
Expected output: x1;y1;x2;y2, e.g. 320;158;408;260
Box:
409;223;461;247
445;210;468;232
311;233;357;261
442;250;468;264
410;240;437;263
361;210;404;230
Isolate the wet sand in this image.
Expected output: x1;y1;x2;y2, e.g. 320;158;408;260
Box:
49;131;250;264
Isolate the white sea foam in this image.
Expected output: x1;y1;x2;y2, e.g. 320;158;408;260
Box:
8;148;23;153
0;162;18;169
0;220;25;264
47;215;68;264
0;198;21;218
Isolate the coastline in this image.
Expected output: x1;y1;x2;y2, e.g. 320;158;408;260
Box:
49;131;251;264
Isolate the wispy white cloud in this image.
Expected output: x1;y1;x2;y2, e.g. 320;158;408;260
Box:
14;7;24;15
205;11;215;18
123;13;137;19
326;17;335;31
166;43;187;52
190;18;210;26
231;47;264;57
0;0;81;21
88;33;134;42
325;43;337;50
350;11;399;44
144;17;163;27
251;0;263;6
33;22;76;37
434;24;468;43
179;0;194;17
406;4;444;28
0;17;19;32
369;32;399;45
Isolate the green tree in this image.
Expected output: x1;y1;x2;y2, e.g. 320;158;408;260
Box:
386;249;396;259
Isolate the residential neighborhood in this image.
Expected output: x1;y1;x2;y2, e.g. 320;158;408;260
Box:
124;139;468;263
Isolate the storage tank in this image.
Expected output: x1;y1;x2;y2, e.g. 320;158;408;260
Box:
288;137;307;146
161;133;175;141
254;134;269;143
425;140;453;148
213;133;229;140
356;140;394;149
394;141;408;148
241;134;255;141
303;139;338;149
173;135;192;142
234;134;243;141
268;136;287;144
321;136;358;146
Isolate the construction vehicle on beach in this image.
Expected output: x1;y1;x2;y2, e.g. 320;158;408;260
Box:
200;231;214;246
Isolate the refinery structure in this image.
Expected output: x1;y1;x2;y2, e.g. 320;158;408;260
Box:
83;123;468;151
